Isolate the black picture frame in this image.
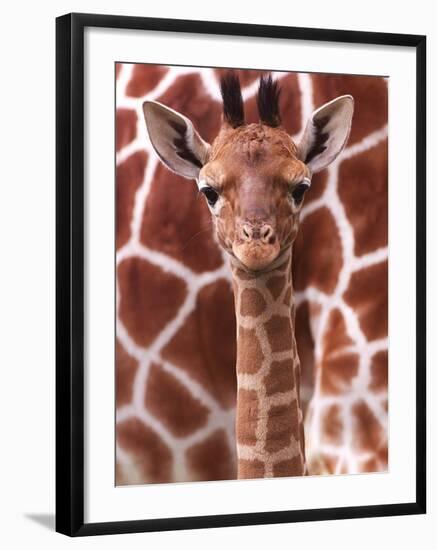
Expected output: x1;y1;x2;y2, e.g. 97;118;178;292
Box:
56;12;426;537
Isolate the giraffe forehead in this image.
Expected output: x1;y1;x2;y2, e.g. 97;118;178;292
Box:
202;124;309;190
207;124;300;173
202;155;308;193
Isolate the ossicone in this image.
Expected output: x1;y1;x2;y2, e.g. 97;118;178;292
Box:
219;71;283;129
257;74;282;127
220;71;245;128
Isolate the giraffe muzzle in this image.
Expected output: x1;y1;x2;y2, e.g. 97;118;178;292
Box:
241;223;275;244
233;222;280;271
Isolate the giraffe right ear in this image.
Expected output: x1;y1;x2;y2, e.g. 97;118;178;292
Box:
142;101;210;179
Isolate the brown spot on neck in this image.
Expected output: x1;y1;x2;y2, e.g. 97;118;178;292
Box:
236;327;264;374
264;315;293;353
264;402;298;453
240;288;267;317
266;275;287;301
264;359;296;396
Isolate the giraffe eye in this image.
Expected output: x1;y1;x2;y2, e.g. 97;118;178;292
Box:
200;186;219;207
291;182;309;204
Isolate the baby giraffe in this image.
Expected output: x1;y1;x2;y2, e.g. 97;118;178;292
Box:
143;73;353;479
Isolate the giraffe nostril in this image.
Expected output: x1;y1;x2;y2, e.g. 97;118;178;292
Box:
242;225;252;240
260;224;275;243
241;223;275;243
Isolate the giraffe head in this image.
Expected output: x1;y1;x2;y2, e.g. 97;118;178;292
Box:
143;73;353;272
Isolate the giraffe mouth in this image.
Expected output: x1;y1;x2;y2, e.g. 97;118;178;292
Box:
231;240;281;272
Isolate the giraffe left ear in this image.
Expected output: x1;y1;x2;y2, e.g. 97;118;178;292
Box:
298;95;354;174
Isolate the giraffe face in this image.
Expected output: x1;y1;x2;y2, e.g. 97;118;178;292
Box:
142;73;353;272
199;124;311;271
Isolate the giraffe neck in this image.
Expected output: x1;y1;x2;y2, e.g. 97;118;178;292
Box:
231;250;306;478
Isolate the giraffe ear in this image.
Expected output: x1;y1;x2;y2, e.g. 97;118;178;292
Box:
298;95;354;174
142;101;210;179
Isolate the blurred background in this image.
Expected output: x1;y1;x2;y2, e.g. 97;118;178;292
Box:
115;64;388;485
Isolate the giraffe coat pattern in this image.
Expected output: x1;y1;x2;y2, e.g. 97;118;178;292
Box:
115;65;388;484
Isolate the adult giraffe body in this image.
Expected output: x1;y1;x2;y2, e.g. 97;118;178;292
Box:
142;74;353;478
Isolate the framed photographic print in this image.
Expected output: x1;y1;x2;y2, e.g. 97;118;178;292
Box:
56;12;426;536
